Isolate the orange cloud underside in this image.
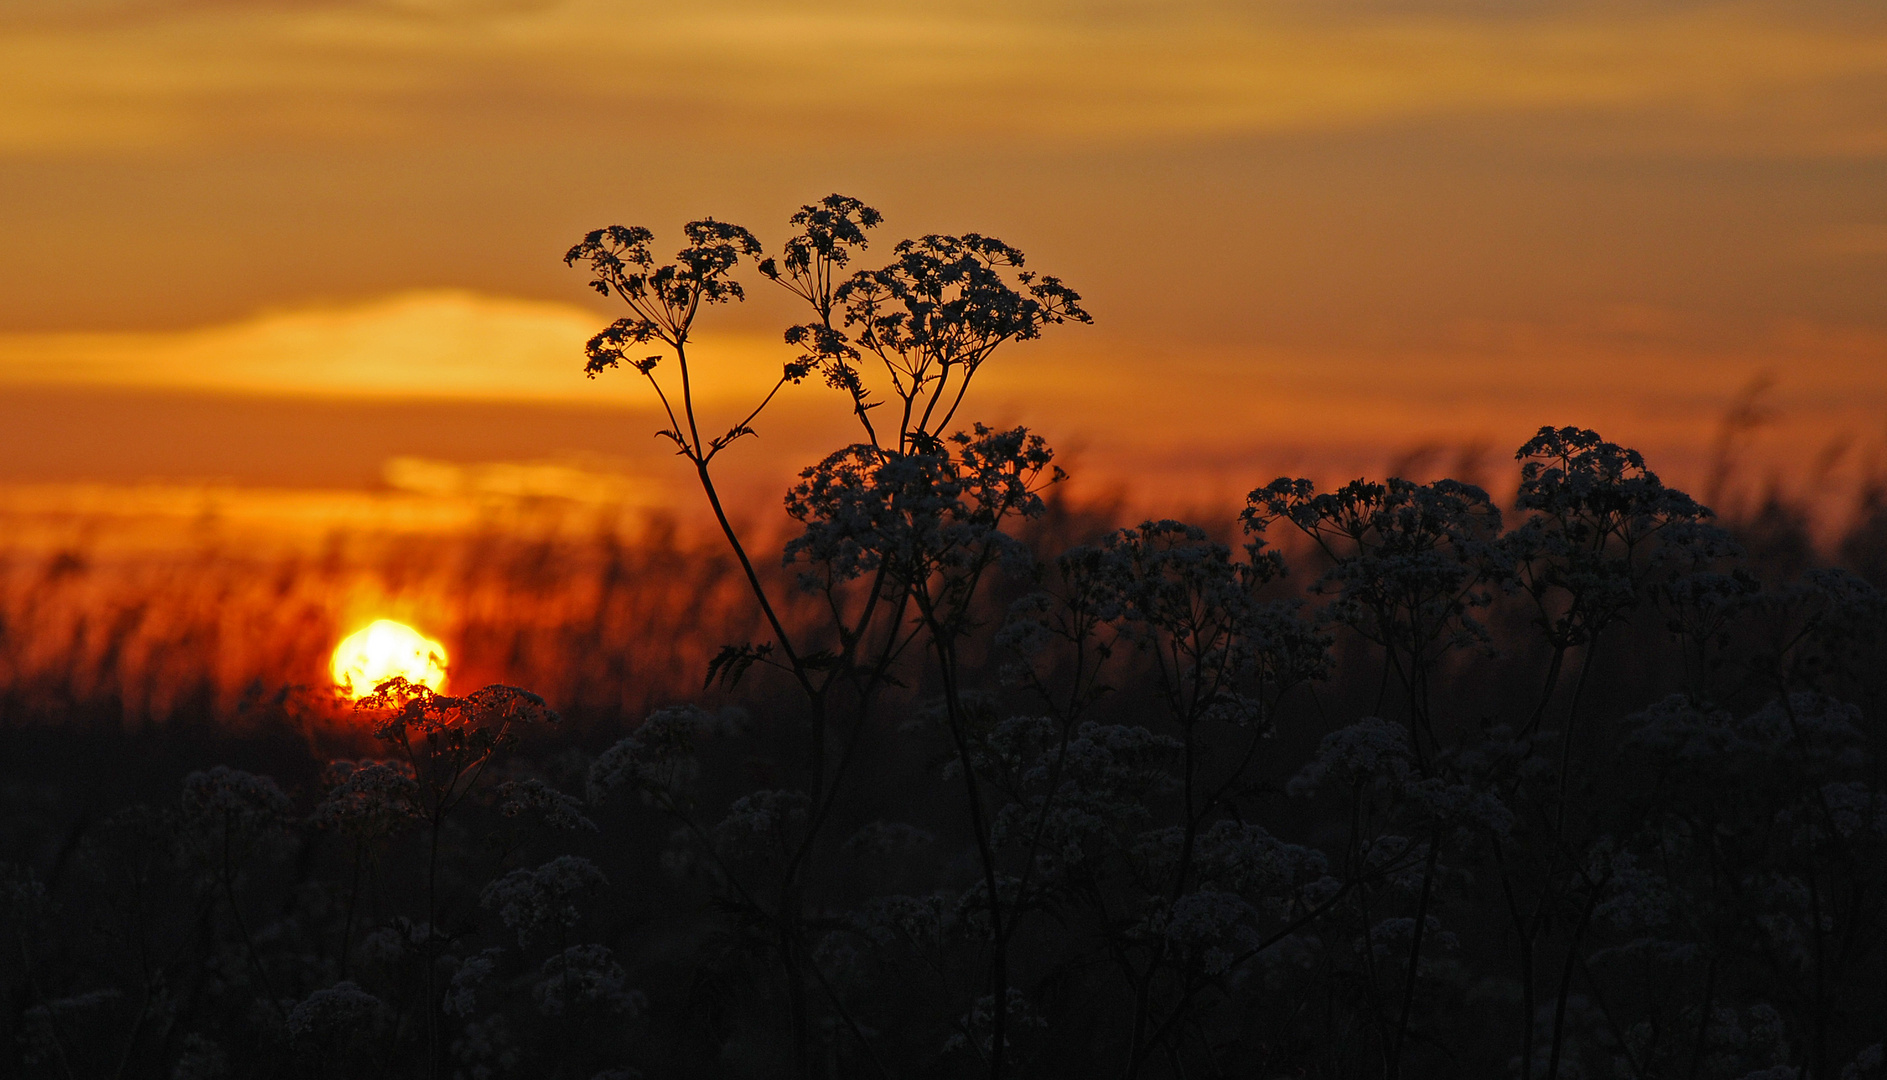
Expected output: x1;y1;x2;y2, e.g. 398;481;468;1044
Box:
1;290;1881;546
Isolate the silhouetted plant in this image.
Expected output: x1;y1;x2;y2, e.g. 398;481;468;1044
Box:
6;199;1887;1080
350;677;558;1079
566;195;1090;1080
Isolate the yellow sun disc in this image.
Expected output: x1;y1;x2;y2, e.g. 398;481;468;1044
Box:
331;619;449;699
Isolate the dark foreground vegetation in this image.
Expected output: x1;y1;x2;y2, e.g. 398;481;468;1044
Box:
4;198;1886;1080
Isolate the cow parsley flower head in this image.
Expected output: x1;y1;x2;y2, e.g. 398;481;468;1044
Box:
1136;819;1331;906
443;948;506;1018
1815;781;1887;841
586;705;704;806
314;760;419;840
357;679;556;746
285;981;381;1042
181;766;291;831
533;945;643;1017
170;1034;230;1080
1;862;49;924
495;778;597;832
783;426;1057;594
848;892;956;952
842;820;936;856
356;917;437;964
1289;717;1413;797
479;855;607;947
942;988;1047;1057
1842;1043;1883;1080
1364;916;1458;963
713;789;811;861
1626;692;1866;777
1151;890;1265;973
1244;476;1505;655
451;1013;519;1080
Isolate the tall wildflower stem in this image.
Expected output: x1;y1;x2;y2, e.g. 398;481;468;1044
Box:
677;376;811;692
1387;828;1443;1080
1686;957;1718;1080
1807;866;1830;1080
338;843;363;982
219;815;283;1019
1493;836;1538;1080
1551;635;1602;848
920;589;1011;1080
15;931;79;1080
424;805;442;1080
1544;873;1607;1080
1526;643;1568;738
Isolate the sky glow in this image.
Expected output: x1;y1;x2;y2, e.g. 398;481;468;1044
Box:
0;0;1882;523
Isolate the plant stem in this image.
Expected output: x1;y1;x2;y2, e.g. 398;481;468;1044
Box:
425;809;442;1080
1544;876;1604;1080
339;843;363;982
1388;829;1442;1080
221;818;283;1019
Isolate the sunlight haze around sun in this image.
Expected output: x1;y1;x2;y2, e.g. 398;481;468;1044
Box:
332;619;450;699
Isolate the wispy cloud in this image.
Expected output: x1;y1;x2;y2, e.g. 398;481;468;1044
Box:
5;1;1885;156
2;286;1882;527
0;289;788;404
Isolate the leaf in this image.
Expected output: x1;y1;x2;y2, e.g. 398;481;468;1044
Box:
705;642;774;690
799;649;842;672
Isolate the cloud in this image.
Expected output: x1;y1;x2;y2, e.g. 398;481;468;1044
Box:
383;453;668;506
2;286;1883;531
7;286;1882;435
4;1;1885;156
0;289;792;405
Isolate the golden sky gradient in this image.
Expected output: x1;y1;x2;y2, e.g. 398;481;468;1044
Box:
7;1;1887;156
3;0;1885;532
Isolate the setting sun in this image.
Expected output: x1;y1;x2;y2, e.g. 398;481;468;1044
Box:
330;618;448;699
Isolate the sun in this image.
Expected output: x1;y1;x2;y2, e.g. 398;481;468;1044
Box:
331;619;449;699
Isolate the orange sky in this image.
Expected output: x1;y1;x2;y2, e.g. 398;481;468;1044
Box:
3;0;1886;538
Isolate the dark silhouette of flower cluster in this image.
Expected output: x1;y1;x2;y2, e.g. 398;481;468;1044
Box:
0;198;1883;1080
